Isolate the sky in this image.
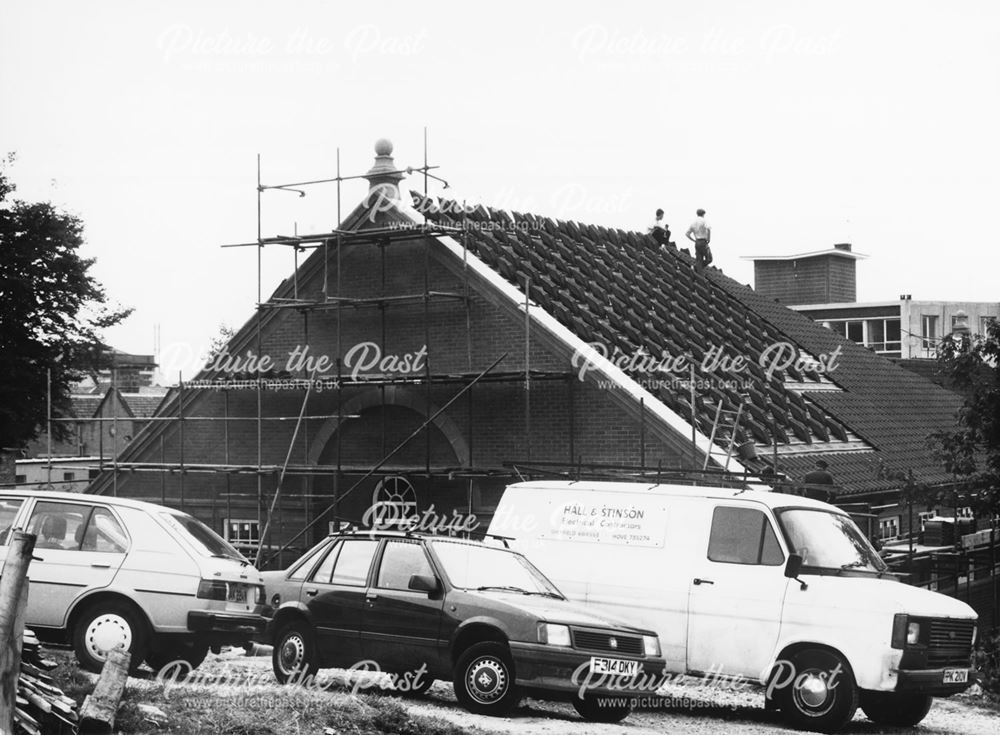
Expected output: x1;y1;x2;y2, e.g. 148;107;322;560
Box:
2;1;997;382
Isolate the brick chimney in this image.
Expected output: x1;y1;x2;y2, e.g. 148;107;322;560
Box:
744;244;866;304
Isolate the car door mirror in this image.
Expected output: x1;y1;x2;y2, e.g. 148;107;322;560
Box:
408;574;440;594
784;553;803;578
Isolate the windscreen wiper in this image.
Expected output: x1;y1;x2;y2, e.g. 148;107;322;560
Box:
474;585;531;595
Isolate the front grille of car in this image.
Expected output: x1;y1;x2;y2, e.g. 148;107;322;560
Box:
572;629;643;656
925;618;975;668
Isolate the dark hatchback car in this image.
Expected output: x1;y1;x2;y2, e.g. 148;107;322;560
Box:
262;531;666;721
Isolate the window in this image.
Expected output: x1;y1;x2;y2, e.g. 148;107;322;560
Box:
824;318;901;355
918;511;935;532
314;539;379;587
981;316;997;336
81;508;128;553
63;472;76;482
921;315;938;351
0;499;25;546
15;475;26;484
224;518;260;547
707;506;784;566
878;517;900;542
289;539;337;581
376;540;434;590
27;502;91;551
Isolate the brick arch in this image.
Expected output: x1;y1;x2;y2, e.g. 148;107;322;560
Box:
307;385;471;467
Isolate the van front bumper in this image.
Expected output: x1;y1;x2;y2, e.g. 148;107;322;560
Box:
187;611;267;643
509;641;666;699
896;667;976;696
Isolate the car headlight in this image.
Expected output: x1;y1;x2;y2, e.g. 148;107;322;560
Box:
891;614;923;648
643;635;661;657
907;622;921;646
538;623;572;647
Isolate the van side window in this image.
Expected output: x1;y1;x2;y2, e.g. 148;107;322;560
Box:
0;499;25;546
708;506;784;566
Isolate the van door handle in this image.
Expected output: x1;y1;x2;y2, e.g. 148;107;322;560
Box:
305;588;318;597
693;578;714;586
91;563;111;569
365;593;378;605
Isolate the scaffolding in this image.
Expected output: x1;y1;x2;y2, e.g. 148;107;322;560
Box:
25;133;752;568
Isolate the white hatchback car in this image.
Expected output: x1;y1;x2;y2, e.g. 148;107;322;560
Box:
0;490;267;672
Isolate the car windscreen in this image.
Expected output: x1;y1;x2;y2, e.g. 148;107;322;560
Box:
430;540;562;596
776;508;887;572
161;512;247;562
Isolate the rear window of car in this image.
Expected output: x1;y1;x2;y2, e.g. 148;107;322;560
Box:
161;512;246;562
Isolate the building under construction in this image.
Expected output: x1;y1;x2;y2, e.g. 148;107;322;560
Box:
84;140;987;611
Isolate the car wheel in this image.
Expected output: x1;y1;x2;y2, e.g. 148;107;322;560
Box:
573;693;632;722
72;600;148;674
860;691;932;726
146;641;210;678
453;642;519;715
775;648;858;733
272;620;318;684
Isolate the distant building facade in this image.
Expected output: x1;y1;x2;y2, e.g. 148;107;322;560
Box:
746;246;998;359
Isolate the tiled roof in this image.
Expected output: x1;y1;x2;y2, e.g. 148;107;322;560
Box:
69;395;102;418
412;193;962;495
120;393;167;419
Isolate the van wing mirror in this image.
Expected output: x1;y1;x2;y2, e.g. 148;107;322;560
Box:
784;553;803;579
784;553;807;590
408;574;440;594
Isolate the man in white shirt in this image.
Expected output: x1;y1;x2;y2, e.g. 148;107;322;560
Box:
685;208;712;270
648;208;668;246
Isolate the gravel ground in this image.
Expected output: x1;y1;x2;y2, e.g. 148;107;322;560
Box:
72;647;1000;735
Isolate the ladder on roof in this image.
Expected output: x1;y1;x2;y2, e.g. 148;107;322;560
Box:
702;395;752;471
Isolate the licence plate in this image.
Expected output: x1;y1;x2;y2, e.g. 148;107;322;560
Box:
227;585;247;603
590;657;640;676
943;668;968;684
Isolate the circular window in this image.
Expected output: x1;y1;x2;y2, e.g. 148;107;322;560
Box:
370;475;418;528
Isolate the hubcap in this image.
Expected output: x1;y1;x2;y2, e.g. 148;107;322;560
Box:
86;613;132;661
794;670;833;714
466;657;508;705
279;633;306;675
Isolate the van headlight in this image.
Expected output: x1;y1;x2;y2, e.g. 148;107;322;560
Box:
537;623;572;647
643;635;661;657
891;614;922;648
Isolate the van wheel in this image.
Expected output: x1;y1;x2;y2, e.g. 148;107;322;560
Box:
272;620;318;684
573;693;632;722
776;648;857;733
146;641;210;678
72;600;148;674
453;642;519;715
861;691;932;726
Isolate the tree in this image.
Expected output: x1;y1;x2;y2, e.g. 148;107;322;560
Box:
0;157;132;449
929;319;1000;520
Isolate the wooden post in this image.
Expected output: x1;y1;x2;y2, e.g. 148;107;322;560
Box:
79;647;132;733
0;531;36;735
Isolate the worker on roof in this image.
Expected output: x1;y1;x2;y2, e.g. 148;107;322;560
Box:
803;459;835;486
648;208;669;247
685;208;713;270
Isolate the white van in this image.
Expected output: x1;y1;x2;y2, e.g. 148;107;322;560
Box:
487;481;978;733
0;490;267;673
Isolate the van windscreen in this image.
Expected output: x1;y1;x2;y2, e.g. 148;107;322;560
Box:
776;509;887;572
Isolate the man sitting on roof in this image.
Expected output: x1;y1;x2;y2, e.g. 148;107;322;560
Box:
685;208;713;270
648;208;669;247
